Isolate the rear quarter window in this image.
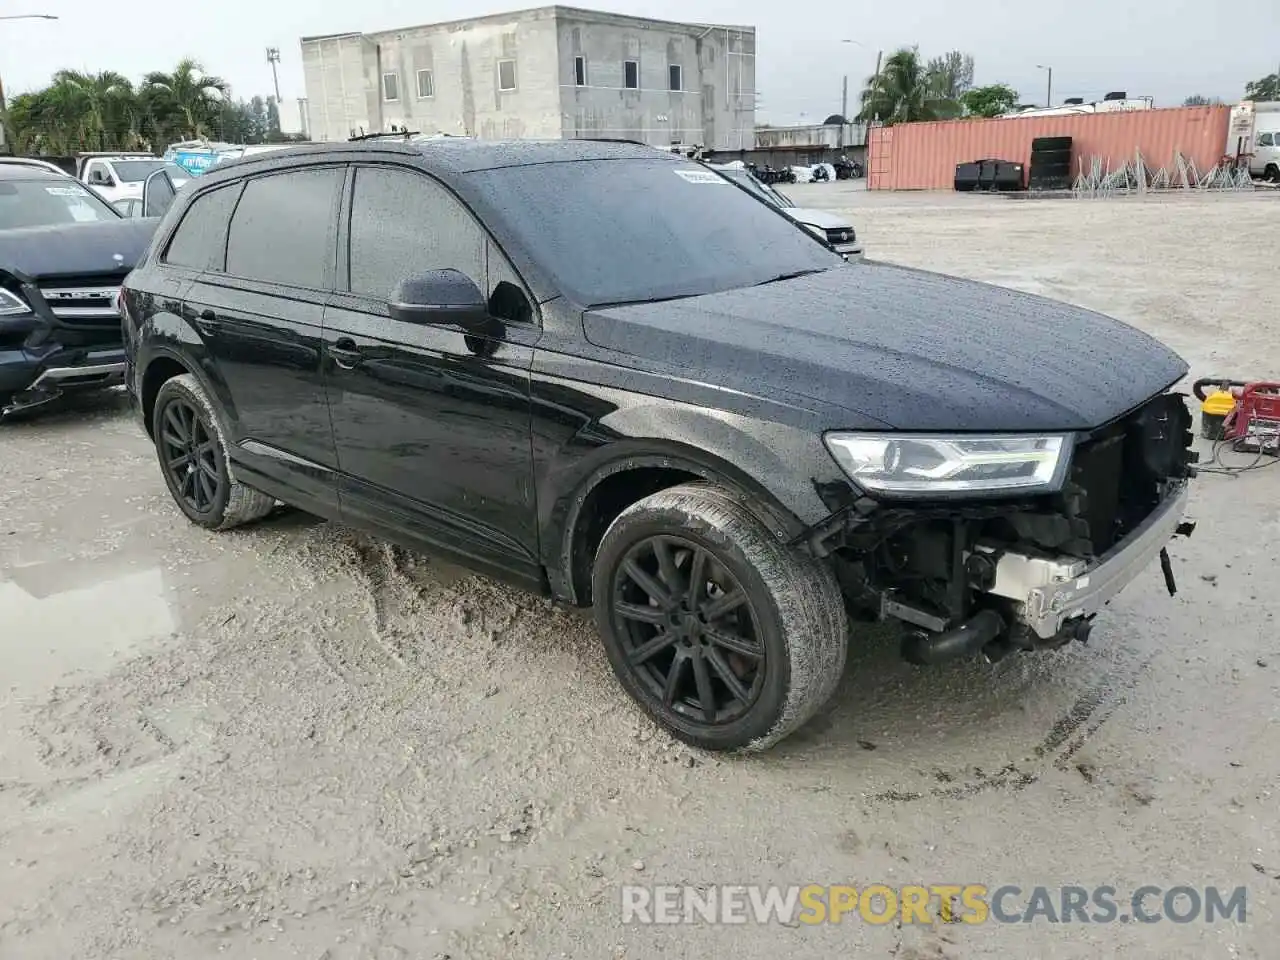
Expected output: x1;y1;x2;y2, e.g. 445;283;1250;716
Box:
163;183;243;271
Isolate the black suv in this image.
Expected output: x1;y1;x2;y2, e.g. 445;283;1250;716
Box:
0;165;157;416
121;140;1196;751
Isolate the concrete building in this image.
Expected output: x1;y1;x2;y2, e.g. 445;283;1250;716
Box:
299;5;755;150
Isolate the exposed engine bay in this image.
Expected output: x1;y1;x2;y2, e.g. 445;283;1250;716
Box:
803;392;1199;664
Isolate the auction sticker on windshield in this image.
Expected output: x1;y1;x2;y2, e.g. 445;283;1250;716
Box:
674;169;727;184
45;186;91;197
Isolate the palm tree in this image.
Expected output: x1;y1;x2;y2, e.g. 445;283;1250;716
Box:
859;47;954;125
142;58;229;138
48;70;135;149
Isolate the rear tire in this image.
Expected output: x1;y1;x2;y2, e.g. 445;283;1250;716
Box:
152;374;275;530
592;483;848;752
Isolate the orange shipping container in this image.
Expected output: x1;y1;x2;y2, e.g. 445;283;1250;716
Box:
866;105;1232;191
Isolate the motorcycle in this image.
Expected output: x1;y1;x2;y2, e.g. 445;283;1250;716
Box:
811;164;831;183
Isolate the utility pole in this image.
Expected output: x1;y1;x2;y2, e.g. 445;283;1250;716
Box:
840;74;848;147
266;47;282;104
871;49;883;122
1037;64;1053;108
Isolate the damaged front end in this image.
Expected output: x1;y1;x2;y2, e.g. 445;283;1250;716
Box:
799;392;1198;665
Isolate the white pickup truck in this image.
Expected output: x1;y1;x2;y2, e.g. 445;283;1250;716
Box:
75;153;191;207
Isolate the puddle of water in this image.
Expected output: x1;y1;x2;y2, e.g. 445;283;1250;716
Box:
0;566;177;695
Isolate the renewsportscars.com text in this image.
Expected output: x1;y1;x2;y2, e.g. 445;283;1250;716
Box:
620;884;1248;925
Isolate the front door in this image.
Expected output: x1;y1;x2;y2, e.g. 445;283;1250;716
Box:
322;164;540;584
185;167;344;512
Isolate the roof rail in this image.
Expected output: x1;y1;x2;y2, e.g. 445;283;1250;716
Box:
570;136;653;147
348;129;421;142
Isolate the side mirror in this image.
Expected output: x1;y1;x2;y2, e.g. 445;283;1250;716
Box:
389;269;491;330
142;169;177;218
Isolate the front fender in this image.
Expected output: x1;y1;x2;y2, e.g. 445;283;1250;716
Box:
534;381;849;603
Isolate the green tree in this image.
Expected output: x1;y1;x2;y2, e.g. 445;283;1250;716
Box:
141;58;229;139
4;59;286;154
1183;94;1211;106
859;47;955;124
961;83;1020;118
926;51;974;118
1244;73;1279;101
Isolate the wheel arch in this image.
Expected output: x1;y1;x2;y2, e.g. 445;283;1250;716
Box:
551;442;809;607
139;346;218;439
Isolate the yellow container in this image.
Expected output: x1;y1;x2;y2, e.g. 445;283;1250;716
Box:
1200;390;1235;440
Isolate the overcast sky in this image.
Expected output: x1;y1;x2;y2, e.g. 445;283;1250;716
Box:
4;0;1278;123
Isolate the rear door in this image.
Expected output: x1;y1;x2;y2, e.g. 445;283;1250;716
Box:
181;167;343;512
322;163;540;581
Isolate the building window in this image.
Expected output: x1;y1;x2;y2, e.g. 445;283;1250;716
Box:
623;60;639;89
498;59;517;92
416;69;434;99
382;72;400;102
668;64;682;91
574;55;586;86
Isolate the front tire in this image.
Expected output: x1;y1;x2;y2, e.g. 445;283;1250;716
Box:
152;373;275;530
592;483;848;752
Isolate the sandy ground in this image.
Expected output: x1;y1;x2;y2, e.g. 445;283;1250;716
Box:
2;187;1279;960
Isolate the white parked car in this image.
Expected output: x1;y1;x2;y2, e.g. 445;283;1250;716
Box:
75;154;191;205
709;163;863;258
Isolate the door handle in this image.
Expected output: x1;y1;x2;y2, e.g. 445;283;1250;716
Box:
329;337;364;370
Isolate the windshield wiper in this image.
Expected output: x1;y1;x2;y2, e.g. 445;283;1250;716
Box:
753;268;826;287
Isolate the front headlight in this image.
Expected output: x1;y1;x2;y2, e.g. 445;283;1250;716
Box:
0;287;31;317
823;432;1071;497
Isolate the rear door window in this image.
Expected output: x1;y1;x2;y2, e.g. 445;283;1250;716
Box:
225;168;343;289
163;183;243;270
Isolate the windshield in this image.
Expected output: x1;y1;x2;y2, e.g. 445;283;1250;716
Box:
112;160;190;183
718;167;793;208
0;178;120;229
465;158;840;306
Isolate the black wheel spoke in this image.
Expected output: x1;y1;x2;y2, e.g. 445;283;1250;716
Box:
167;452;191;470
653;537;682;593
628;630;680;666
623;558;673;608
161;429;185;451
692;650;716;721
686;547;708;610
702;588;747;622
707;647;751;704
616;601;666;626
662;652;687;706
164;405;185;441
704;625;763;659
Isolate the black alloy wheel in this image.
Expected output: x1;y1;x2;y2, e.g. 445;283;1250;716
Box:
158;394;225;515
611;534;765;726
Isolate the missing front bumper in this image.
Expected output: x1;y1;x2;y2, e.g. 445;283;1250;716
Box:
975;483;1193;640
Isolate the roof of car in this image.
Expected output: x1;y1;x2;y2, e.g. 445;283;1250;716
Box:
0;164;72;181
201;137;678;182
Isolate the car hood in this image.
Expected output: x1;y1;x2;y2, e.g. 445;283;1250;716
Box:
0;217;158;281
582;263;1188;432
784;206;852;230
